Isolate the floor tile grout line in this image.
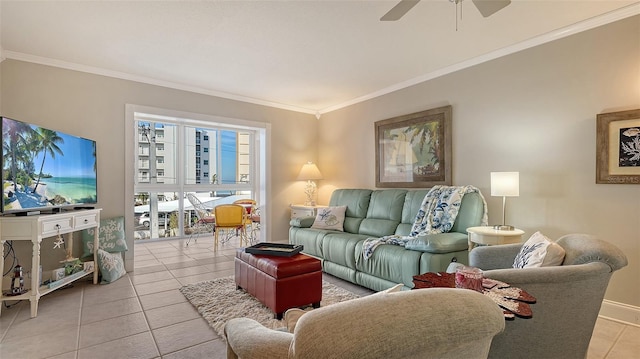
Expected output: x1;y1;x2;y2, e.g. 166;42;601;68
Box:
74;284;86;355
0;301;23;343
602;325;627;358
129;273;163;358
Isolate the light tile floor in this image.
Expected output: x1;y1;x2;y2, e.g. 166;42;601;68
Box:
0;235;637;358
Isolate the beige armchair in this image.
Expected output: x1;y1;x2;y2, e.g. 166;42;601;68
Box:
469;233;628;359
225;287;505;359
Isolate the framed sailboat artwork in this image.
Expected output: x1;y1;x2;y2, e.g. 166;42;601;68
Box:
375;105;452;188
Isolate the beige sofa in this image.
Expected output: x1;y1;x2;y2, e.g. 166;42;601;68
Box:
224;288;505;359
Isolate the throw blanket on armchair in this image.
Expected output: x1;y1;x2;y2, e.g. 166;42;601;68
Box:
361;185;488;261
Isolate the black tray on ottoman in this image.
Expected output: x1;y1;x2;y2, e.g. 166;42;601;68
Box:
245;243;303;257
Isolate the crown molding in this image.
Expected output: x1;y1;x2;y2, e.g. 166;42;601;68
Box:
2;50;317;116
2;3;638;117
318;2;640;115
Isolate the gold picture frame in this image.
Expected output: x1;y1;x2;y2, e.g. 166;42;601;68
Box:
596;109;640;184
375;105;452;188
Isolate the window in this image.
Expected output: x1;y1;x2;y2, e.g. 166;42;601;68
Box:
128;106;267;242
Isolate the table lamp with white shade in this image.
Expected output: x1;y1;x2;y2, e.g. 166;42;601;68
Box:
297;162;323;206
491;172;519;231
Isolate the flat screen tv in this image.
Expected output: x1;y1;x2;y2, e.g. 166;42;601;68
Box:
2;116;97;214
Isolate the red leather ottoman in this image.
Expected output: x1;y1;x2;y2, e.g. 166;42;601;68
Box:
235;248;322;319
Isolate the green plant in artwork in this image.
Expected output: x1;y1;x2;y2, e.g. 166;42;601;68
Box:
403;120;441;176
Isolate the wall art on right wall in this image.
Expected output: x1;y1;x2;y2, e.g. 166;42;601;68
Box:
596;108;640;184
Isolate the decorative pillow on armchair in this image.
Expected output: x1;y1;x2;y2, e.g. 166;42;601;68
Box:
513;231;566;268
82;216;128;257
310;206;347;231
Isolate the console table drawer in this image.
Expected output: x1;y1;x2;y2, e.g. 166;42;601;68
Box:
41;217;73;236
75;212;98;229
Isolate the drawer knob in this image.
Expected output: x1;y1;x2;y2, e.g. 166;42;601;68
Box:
55;224;61;229
84;219;89;223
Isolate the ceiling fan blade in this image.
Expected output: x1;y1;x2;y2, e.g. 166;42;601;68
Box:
380;0;421;21
472;0;511;18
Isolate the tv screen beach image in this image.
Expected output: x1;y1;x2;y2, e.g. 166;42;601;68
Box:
2;117;97;213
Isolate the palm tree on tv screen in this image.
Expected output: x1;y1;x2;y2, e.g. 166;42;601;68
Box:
3;119;34;192
32;128;64;194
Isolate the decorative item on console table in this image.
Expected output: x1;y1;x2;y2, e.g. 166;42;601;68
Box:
375;105;452;187
596;108;640;184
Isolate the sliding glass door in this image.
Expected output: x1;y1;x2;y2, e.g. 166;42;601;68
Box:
132;111;262;241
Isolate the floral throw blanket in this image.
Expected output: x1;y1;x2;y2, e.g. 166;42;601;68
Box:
361;185;488;261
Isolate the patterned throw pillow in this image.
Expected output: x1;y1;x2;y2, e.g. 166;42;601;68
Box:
513;231;566;268
82;217;128;257
97;249;126;284
310;206;347;231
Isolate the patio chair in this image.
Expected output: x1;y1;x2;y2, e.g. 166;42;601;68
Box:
186;193;215;246
233;199;259;243
214;204;249;247
248;205;261;243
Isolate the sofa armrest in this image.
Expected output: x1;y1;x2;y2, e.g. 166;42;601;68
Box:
289;216;315;228
225;318;292;359
469;243;522;270
404;232;468;253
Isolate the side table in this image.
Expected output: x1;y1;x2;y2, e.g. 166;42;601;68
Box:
467;226;524;251
290;204;327;219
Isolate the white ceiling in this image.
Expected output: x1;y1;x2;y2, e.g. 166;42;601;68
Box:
1;1;639;115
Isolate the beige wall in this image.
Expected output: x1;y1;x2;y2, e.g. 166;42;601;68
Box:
0;60;318;275
318;16;640;307
1;15;638;309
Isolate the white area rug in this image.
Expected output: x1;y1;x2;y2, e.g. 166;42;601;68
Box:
179;276;360;337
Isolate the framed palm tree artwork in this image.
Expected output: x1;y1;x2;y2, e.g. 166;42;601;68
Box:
596;108;640;184
375;105;452;188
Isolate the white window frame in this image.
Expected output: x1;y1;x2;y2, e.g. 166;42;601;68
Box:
124;104;270;270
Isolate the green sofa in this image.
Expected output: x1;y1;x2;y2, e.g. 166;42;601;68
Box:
289;188;486;291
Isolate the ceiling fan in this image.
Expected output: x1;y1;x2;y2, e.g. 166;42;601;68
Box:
380;0;511;21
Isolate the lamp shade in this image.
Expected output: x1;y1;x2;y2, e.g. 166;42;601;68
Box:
297;162;323;181
491;172;519;197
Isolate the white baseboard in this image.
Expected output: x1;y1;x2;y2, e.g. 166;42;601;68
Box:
599;299;640;327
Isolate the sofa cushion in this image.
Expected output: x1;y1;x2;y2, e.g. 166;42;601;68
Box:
289;216;315;228
322;233;369;269
365;190;406;222
513;231;566;268
359;219;400;238
450;192;486;233
404;233;469;253
289;227;328;258
311;206;347;231
329;189;372;233
354;241;422;287
396;190;430;236
359;190;406;237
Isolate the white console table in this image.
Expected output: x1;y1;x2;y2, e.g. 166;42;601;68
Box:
0;208;101;318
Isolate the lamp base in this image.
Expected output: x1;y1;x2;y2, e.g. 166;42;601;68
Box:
493;224;515;231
